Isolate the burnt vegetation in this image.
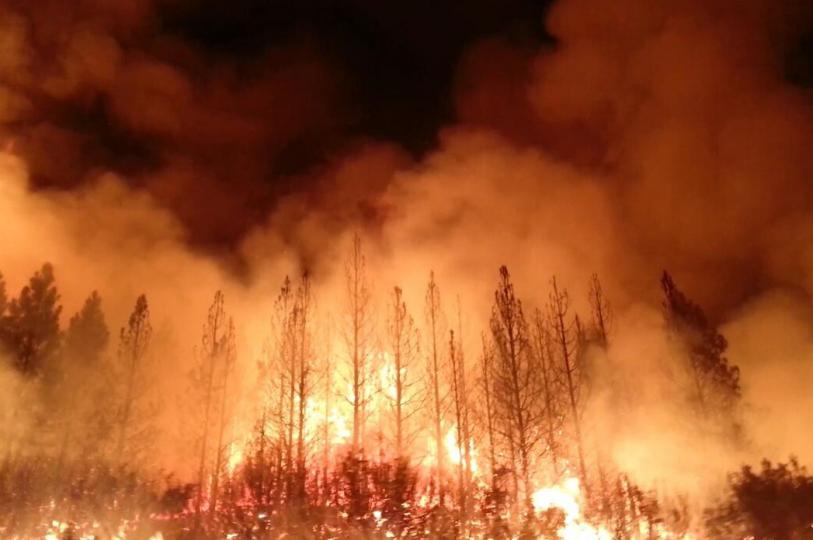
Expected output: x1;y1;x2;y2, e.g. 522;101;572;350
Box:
0;254;807;539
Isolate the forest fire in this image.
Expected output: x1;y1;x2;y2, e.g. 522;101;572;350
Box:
0;239;772;538
1;0;813;537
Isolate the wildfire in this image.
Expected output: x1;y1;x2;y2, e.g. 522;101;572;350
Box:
226;442;244;474
444;426;479;475
532;477;613;540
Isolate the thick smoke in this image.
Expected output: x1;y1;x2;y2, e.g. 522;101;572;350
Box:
0;0;812;504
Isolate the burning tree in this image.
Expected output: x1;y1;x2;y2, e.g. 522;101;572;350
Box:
548;276;590;500
344;233;374;455
529;308;565;481
385;285;422;458
424;270;449;500
489;266;545;514
0;261;785;540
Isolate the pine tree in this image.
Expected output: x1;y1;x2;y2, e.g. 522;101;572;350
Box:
661;271;740;418
55;291;109;465
3;264;62;376
0;272;7;317
549;276;589;499
344;234;373;454
114;294;153;465
530;308;564;480
386;286;421;458
588;274;611;348
63;292;109;369
424;271;448;498
292;274;313;502
490;266;542;513
191;290;236;530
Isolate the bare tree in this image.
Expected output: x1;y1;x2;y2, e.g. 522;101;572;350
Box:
209;317;236;519
113;294;152;466
548;276;589;497
344;234;374;454
424;271;448;495
588;273;612;348
479;334;499;492
293;274;314;500
449;324;473;521
386;286;421;458
489;266;543;512
191;290;235;530
586;273;614;512
530;308;564;480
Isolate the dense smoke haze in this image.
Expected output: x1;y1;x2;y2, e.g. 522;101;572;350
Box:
2;0;813;537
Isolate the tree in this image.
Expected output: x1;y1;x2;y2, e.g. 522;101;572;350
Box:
479;334;499;492
424;271;448;496
386;286;421;458
588;274;611;348
529;308;564;480
3;264;62;376
706;458;813;540
661;272;740;418
548;276;589;499
191;290;236;528
114;294;153;465
54;291;110;466
0;272;7;318
291;274;314;502
449;325;473;523
489;266;542;512
63;292;109;369
344;234;373;454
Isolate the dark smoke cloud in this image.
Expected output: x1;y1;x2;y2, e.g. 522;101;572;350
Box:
0;0;350;247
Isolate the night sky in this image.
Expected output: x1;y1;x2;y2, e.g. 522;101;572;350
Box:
161;0;552;153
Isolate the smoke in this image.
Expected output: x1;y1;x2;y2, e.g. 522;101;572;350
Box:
0;0;812;504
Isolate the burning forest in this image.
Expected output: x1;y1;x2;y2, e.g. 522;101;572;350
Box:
1;0;813;538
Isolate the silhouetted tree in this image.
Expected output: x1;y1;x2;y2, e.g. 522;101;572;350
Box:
530;308;565;480
292;274;313;503
345;234;373;454
706;458;813;540
490;266;543;513
3;264;61;376
113;294;153;465
585;274;614;514
54;291;110;466
0;272;7;318
588;273;612;348
549;276;589;498
191;290;236;530
661;272;740;418
63;292;109;368
424;270;448;499
386;286;422;458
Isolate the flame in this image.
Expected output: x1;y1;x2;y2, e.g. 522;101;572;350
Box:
532;477;613;540
226;442;244;474
444;426;479;475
